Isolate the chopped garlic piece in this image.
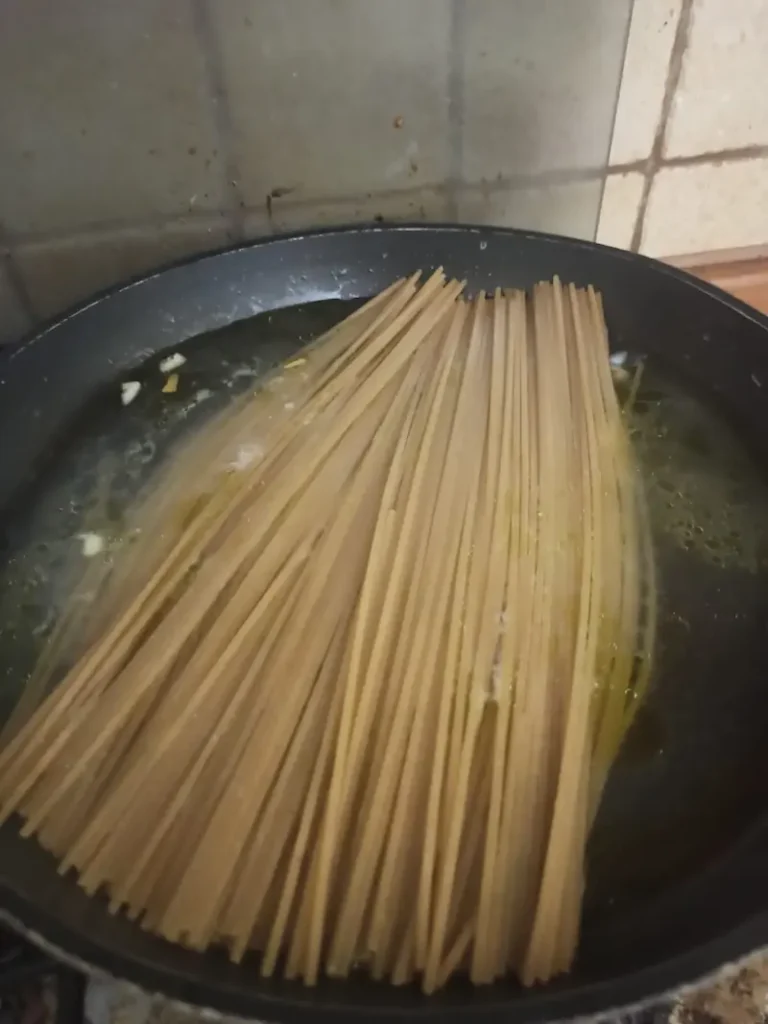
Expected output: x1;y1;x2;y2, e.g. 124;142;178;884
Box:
162;373;179;394
159;352;186;373
79;532;105;557
121;381;141;406
229;442;264;471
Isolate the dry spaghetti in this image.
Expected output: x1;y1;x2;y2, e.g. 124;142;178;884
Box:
0;272;654;992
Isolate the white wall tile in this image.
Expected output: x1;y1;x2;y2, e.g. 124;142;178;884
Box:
609;0;682;164
0;259;31;344
641;159;768;256
666;0;768;157
0;0;225;235
456;180;602;240
597;172;645;249
462;0;631;181
16;216;232;321
213;1;451;208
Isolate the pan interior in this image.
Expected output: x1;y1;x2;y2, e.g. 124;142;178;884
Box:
1;299;768;971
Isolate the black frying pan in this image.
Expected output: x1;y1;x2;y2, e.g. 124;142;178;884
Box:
1;224;768;1024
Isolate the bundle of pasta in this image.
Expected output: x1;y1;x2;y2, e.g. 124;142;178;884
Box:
0;271;654;992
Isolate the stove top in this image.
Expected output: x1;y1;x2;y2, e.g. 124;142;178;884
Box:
0;927;678;1024
0;930;83;1024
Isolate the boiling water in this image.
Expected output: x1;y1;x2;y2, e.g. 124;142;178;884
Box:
1;306;768;924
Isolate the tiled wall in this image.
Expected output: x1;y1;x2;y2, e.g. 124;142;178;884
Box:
0;0;631;342
597;0;768;256
4;0;768;346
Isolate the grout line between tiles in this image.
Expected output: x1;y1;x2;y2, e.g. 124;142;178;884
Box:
7;212;235;251
190;0;246;242
445;0;467;221
665;143;768;167
13;129;766;255
4;171;607;250
629;0;694;252
609;143;768;177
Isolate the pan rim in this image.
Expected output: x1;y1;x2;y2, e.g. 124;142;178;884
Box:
1;222;768;1022
4;222;768;363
